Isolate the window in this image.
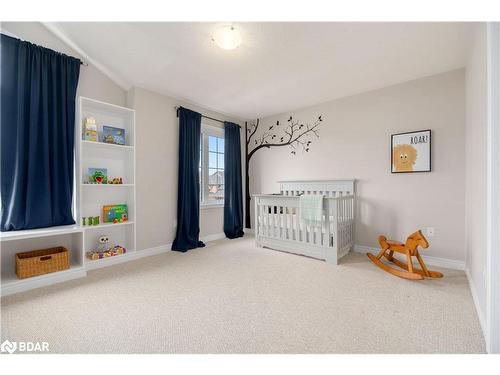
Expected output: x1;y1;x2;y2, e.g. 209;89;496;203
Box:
200;125;224;206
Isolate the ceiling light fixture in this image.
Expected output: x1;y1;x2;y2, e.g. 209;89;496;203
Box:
212;25;242;50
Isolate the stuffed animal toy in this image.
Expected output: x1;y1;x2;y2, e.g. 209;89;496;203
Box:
97;235;110;252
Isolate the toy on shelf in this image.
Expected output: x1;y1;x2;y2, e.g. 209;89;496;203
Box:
109;177;123;184
86;235;127;260
367;230;444;280
103;125;126;145
97;235;109;251
83;117;98;142
82;216;100;226
88;168;108;184
103;204;128;223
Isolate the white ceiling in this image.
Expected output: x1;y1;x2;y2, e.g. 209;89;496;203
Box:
46;22;475;119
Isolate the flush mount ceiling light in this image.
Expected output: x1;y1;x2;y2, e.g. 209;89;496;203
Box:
212;25;242;50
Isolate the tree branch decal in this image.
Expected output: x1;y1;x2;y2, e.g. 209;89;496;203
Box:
247;115;322;160
244;114;323;228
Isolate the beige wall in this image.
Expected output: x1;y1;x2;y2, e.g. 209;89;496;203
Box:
250;69;466;261
2;22;246;252
465;23;488;328
127;87;244;251
1;22;126;107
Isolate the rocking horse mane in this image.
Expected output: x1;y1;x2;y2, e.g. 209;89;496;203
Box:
406;230;429;249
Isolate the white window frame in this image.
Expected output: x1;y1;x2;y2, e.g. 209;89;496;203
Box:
200;124;224;208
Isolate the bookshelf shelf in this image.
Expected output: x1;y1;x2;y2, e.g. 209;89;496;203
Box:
82;221;135;231
81;184;134;188
82;140;134;151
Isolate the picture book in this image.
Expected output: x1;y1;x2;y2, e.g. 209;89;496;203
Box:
103;126;126;145
103;204;129;223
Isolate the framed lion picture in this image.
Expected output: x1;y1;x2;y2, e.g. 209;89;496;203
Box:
391;130;431;173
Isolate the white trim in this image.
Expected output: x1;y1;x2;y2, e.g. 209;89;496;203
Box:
79;95;134;113
41;22;131;91
202;122;224;133
0;225;82;242
1;267;87;297
200;233;226;243
353;244;465;270
200;203;224;210
200;124;225;205
466;268;487;338
486;21;500;354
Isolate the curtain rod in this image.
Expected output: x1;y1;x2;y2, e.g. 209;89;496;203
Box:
175;106;241;128
0;31;88;66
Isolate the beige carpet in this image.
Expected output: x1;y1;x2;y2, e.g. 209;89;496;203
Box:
0;236;485;353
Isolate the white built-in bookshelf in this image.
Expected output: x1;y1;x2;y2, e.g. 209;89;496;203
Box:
77;97;136;269
0;97;137;296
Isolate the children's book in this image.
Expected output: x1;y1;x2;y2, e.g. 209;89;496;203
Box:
83;117;98;142
103;204;129;223
103;126;126;145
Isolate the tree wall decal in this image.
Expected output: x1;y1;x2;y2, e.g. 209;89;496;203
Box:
244;114;323;228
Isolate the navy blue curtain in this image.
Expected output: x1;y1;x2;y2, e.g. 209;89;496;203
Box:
223;122;244;239
172;107;205;251
1;34;80;231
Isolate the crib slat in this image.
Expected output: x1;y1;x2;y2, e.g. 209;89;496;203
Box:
282;206;286;240
286;206;289;240
275;206;279;238
266;205;270;237
324;199;331;247
272;205;276;238
279;206;283;239
256;202;260;237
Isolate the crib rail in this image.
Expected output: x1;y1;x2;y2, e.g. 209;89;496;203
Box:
253;194;355;262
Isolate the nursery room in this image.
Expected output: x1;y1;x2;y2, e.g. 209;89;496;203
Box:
1;2;500;368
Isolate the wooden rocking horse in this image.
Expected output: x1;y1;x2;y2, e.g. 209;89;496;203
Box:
367;230;443;280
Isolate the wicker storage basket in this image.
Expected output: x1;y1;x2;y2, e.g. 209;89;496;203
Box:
16;246;70;279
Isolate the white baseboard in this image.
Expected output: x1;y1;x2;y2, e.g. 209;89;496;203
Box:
353;244;465;271
244;228;255;234
200;233;226;242
465;268;487;341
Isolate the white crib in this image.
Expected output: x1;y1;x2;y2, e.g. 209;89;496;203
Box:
253;179;355;264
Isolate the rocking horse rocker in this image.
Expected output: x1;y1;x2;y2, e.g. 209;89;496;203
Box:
367;230;444;280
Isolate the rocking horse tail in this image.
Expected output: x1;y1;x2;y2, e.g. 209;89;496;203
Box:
378;235;389;251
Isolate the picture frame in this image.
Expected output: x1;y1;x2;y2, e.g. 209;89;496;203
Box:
391;130;431;173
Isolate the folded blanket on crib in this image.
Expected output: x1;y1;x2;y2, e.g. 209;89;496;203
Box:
299;194;324;224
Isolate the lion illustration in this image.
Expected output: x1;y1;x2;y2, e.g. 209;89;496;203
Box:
392;144;417;172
